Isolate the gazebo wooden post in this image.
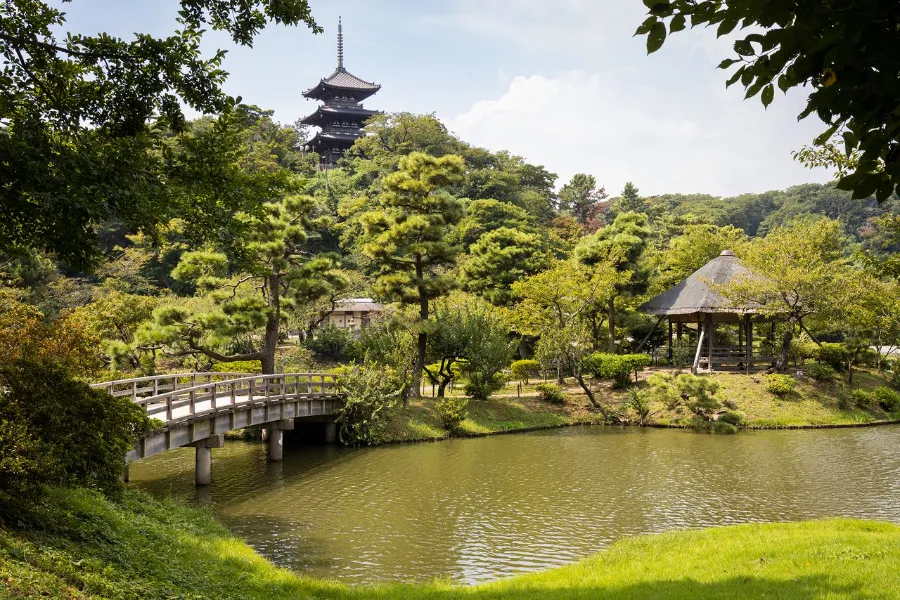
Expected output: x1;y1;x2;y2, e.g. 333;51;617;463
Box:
667;317;673;363
747;316;754;373
706;313;714;372
692;318;706;375
676;321;683;341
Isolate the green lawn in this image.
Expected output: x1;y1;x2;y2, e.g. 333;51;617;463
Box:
372;368;898;445
2;487;899;599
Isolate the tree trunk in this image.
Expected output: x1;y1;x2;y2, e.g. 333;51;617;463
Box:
261;271;281;375
573;372;607;420
607;295;616;353
409;255;428;398
776;323;793;371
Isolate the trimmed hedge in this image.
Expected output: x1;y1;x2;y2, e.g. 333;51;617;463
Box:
584;353;651;387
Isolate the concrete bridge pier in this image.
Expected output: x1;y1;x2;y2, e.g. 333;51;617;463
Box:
268;419;295;462
325;418;337;444
192;434;224;486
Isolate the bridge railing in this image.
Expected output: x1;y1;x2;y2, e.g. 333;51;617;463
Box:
91;372;251;402
93;372;341;424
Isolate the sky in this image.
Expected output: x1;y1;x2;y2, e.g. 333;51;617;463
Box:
57;0;832;197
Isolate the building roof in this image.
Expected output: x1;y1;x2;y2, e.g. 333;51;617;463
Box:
303;68;381;100
305;130;363;149
300;105;379;127
639;250;761;316
333;298;383;313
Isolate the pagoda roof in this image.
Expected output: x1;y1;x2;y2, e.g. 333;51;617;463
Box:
303;67;380;100
639;250;764;316
300;105;379;126
305;130;363;148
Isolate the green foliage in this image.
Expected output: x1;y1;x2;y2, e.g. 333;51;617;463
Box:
813;343;848;371
357;152;466;306
557;173;607;229
648;372;722;420
765;374;797;397
304;323;357;362
698;420;739;434
333;365;401;446
804;362;836;381
614;182;645;214
140;193;345;373
626;388;654;425
636;0;900;201
73;291;159;371
850;389;873;407
722;219;846;369
510;359;541;384
719;410;744;427
1;0;319;268
871;386;900;412
436;397;469;433
535;382;566;404
584;353;651;387
211;360;261;374
465;372;506;401
454;199;535;249
462;227;549;305
0;359;153;514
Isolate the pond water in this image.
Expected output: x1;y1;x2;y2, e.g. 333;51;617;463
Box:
130;426;900;584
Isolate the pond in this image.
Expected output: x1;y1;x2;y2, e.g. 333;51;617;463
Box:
130;425;900;584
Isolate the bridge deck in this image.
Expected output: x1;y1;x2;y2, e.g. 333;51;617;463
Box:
92;372;344;463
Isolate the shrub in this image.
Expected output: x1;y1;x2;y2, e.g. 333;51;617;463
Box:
465;372;505;400
698;420;739;434
436;397;469;433
813;343;847;371
584;352;651;387
871;386;900;412
647;372;721;419
765;374;796;396
626;388;654;425
211;360;261;374
850;389;872;407
803;362;835;381
510;359;541;384
304;323;357;362
535;382;565;404
891;362;900;390
671;337;695;367
334;365;401;446
0;359;154;514
719;410;744;426
276;346;313;372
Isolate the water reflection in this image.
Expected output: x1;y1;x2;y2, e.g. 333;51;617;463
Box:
130;426;900;584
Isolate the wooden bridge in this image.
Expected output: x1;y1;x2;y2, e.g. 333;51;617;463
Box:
91;372;344;485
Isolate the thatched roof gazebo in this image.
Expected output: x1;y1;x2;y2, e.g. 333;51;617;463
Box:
639;250;772;374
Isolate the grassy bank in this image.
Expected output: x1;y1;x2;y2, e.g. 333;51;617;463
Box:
373;368;900;444
2;487;899;599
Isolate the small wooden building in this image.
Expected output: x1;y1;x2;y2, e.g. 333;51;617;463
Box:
639;250;772;374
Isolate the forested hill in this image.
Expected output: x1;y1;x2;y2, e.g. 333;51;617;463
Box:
633;183;900;242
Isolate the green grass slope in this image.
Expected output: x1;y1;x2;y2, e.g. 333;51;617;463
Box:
2;487;899;599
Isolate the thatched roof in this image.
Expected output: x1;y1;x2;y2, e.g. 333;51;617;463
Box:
640;250;758;316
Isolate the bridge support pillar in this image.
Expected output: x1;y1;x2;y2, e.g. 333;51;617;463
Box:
324;418;337;444
192;434;224;486
267;419;294;462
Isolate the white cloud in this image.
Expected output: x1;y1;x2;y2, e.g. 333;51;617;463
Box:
446;70;831;197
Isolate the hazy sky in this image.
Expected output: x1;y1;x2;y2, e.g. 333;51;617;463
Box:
58;0;832;196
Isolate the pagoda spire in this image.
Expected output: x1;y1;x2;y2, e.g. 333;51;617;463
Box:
337;17;344;70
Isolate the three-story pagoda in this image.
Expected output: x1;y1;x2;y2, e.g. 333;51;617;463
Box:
302;18;380;168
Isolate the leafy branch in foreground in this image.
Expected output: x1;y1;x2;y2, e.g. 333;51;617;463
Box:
636;0;900;201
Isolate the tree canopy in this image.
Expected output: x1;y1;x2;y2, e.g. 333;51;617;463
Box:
636;0;900;201
1;0;319;267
